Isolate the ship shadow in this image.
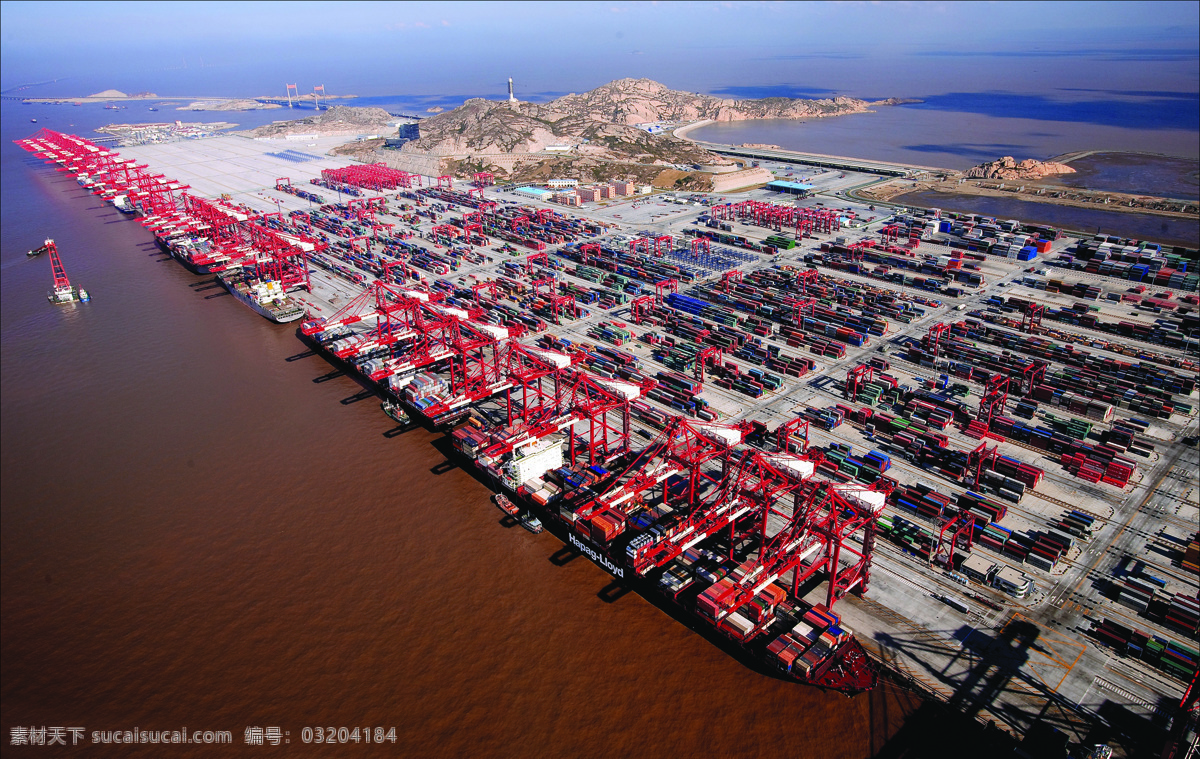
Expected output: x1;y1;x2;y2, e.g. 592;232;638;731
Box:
430;459;457;474
598;581;633;604
203;291;231;300
286;350;316;362
549;547;580;567
340;389;374;405
383;424;414;438
313;370;345;384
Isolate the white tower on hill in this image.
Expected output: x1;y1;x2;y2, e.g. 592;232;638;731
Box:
508;77;517;103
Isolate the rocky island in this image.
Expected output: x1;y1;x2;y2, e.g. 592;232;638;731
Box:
964;156;1075;180
326;78;877;190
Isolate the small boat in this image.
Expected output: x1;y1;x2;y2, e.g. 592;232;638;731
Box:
27;243;48;257
493;493;520;516
381;400;410;425
78;289;91;302
31;118;37;123
518;512;544;534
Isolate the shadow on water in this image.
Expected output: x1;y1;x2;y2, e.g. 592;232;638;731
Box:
285;350;316;362
312;370;345;384
429;459;457;475
382;424;412;439
549;547;580;567
203;291;230;300
598;580;633;604
339;389;374;406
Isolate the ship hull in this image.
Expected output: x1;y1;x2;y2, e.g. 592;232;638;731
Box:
297;331;463;429
451;446;878;695
155;236;221;275
219;275;305;323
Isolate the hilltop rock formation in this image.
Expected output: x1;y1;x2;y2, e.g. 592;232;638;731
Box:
965;156;1075;180
400;78;870;161
545;78;869;124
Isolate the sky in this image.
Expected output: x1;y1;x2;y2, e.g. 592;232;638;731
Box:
1;1;1197;100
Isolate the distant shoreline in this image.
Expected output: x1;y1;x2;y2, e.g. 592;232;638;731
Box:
20;93;357;105
677;119;1197;219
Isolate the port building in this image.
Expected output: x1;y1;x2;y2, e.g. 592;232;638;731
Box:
767;179;815;197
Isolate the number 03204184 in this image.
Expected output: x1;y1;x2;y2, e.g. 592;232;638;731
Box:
301;727;397;744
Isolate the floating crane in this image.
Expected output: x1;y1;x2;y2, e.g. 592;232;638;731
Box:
44;239;88;303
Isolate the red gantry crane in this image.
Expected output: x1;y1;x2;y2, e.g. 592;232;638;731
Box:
845;363;878;401
977;374;1010;431
708;475;894;618
582;417;753;551
45;239;76;302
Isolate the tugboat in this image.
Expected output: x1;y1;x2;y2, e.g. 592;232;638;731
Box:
493;493;520;516
78;288;91;302
381;400;410;425
27;241;50;257
517;512;544;534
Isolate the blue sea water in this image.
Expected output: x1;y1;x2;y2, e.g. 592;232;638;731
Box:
688;88;1199;170
6;42;1196;166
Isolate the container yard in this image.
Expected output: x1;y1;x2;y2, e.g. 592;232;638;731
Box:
17;128;1199;752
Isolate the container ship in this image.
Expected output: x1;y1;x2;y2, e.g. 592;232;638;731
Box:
219;270;305;323
298;289;516;429
299;322;480;429
446;411;881;695
157;232;234;275
112;194;137;215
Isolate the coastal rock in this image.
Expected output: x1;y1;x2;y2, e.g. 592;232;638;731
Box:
965;156;1075;180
